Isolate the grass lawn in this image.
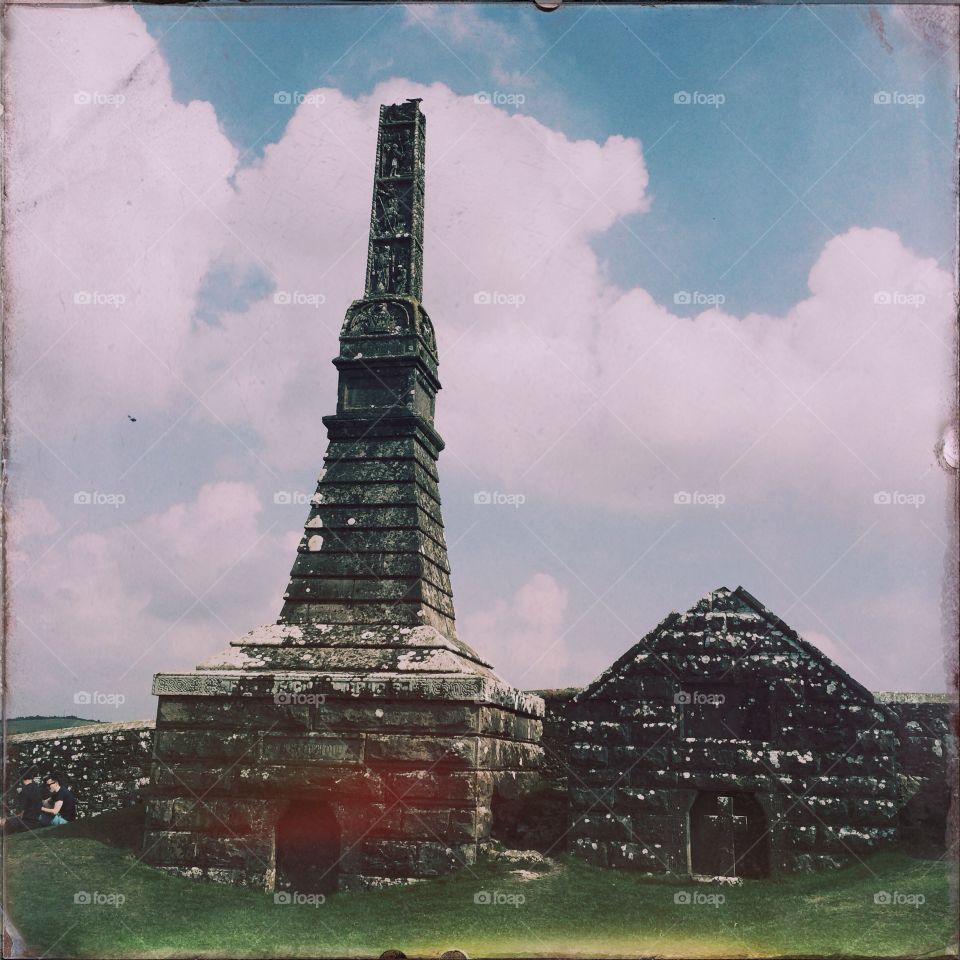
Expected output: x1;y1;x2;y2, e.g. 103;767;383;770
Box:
4;807;956;959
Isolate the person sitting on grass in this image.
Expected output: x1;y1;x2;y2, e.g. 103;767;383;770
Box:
39;774;77;826
0;768;45;834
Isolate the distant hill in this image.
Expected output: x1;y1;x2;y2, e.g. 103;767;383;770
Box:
5;716;102;735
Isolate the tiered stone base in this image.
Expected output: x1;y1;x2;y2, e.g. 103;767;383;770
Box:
143;671;542;890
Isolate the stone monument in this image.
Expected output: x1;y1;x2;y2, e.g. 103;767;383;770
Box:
143;99;544;892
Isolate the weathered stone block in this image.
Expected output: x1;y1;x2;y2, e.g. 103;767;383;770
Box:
479;708;542;741
569;742;607;765
365;734;476;766
258;734;365;764
154;729;263;761
143;830;198;865
383;770;482;803
492;770;541;800
570;785;619;810
848;796;899;825
150;762;242;794
195;833;274;871
570;836;608;867
629;768;680;789
308;702;478;735
156;698;311;732
480;738;541;770
632;813;686;851
571;811;632;841
781;824;818;851
607;841;670;873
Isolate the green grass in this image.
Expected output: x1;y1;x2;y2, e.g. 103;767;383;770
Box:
4;807;956;958
5;716;101;735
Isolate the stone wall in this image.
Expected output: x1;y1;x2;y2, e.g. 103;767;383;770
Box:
875;692;956;778
488;688;578;852
875;692;957;857
534;682;955;871
526;688;580;784
4;721;155;818
3;682;953;869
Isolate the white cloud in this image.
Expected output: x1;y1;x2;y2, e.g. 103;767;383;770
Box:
8;11;949;515
461;572;572;689
8;498;60;540
5;6;238;430
194;86;951;519
6;481;289;717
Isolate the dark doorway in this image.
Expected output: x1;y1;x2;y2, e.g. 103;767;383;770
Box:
489;782;570;854
275;800;341;894
689;792;769;878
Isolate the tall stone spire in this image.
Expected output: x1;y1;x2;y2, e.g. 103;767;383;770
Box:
145;101;544;894
276;99;459;644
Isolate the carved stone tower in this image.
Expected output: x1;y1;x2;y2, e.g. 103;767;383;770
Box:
143;100;543;892
280;98;455;642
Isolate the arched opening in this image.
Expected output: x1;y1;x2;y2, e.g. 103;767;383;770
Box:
689;792;769;878
489;781;570;853
275;800;341;895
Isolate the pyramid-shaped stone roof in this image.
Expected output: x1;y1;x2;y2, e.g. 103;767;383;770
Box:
575;585;876;704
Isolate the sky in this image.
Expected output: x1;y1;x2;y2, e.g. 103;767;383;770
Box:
4;3;958;722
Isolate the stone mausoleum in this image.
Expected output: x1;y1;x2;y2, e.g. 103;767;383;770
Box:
564;586;908;877
143;100;543;892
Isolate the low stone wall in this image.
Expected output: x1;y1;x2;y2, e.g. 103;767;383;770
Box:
874;692;957;857
4;721;155;819
526;688;580;785
874;692;956;778
534;687;954;866
3;686;953;863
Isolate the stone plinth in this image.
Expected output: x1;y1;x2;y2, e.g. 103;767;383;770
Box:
144;649;542;889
